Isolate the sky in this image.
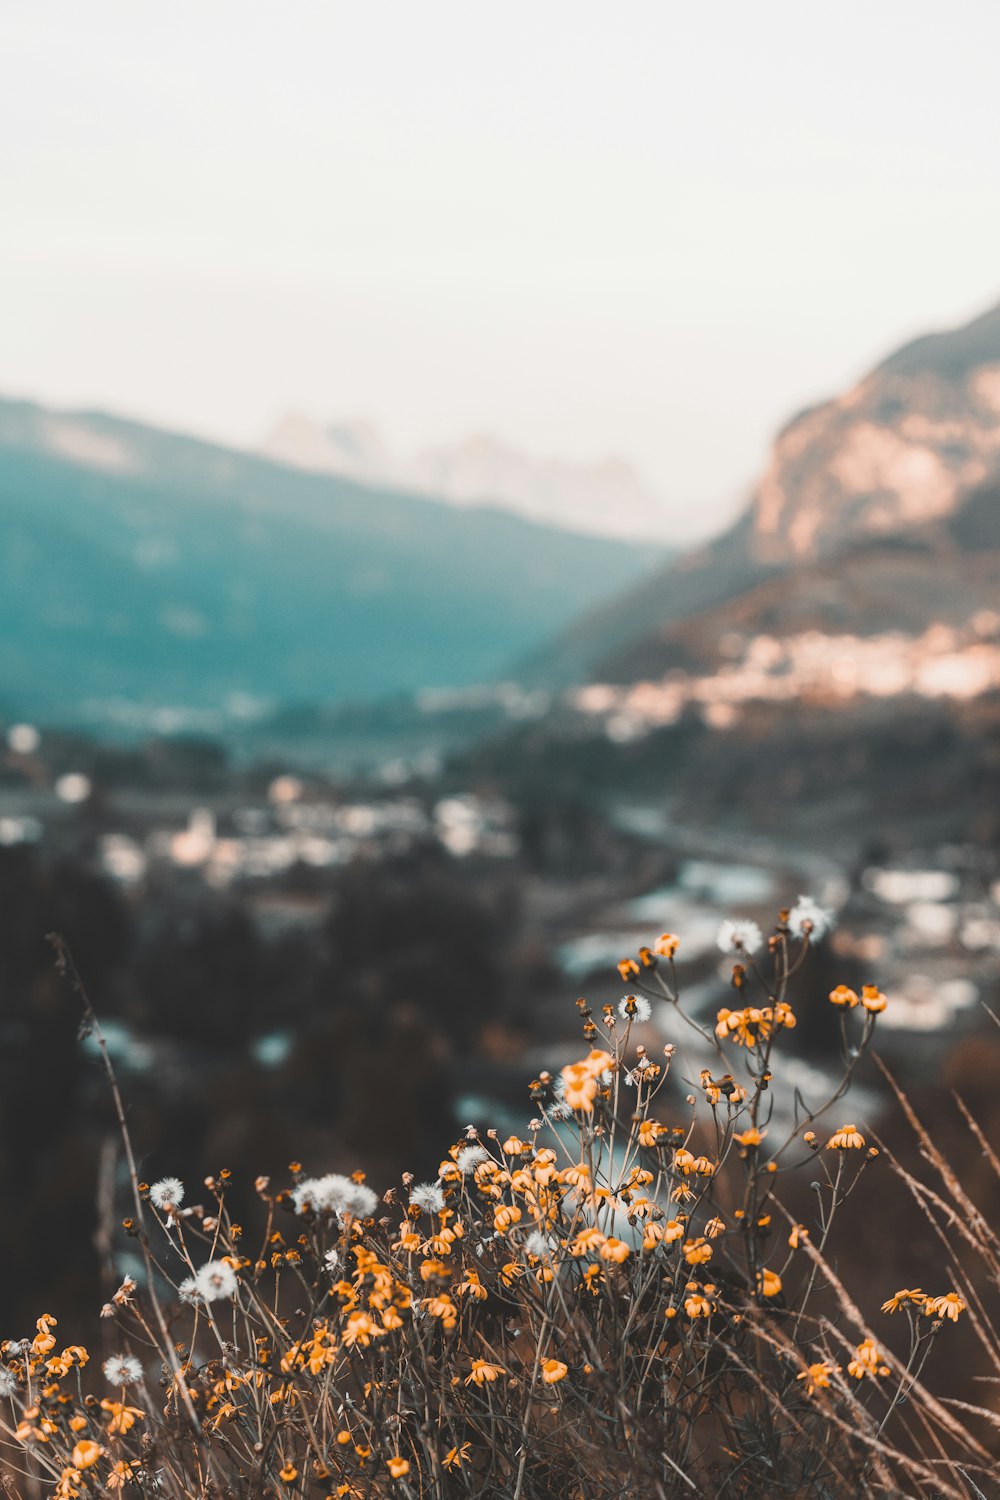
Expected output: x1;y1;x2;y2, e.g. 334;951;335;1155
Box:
3;0;1000;539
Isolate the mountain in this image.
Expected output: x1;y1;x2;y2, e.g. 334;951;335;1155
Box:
527;297;1000;687
262;415;671;543
595;480;1000;689
461;474;1000;849
751;301;1000;563
0;397;658;732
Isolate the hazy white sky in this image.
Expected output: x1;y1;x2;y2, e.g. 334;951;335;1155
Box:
3;0;1000;537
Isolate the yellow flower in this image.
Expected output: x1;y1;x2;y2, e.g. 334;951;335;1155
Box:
924;1292;966;1322
70;1441;102;1471
443;1443;471;1470
638;1119;664;1148
881;1288;926;1314
654;933;680;958
788;1224;809;1248
759;1268;782;1298
494;1204;522;1232
570;1227;606;1256
861;984;887;1013
465;1359;504;1386
279;1464;298;1483
599;1237;630;1264
541;1358;568;1384
387;1456;410;1478
826;1124;865;1151
46;1346;89;1378
705;1217;726;1238
342;1312;380;1348
422;1294;457;1329
733;1128;763;1147
797;1361;837;1395
100;1400;144;1435
31;1316;58;1360
107;1461;137;1492
618;958;641;981
683;1287;713;1319
828;985;859;1008
561;1064;598;1112
457;1270;488;1301
715;1006;780;1046
848;1338;890;1380
683;1238;712;1266
643;1216;684;1249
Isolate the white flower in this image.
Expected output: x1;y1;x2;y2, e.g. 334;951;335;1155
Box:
0;1368;17;1397
178;1277;199;1305
456;1145;490;1175
717;919;764;956
787;896;836;942
409;1182;446;1214
547;1075;573;1119
149;1177;185;1212
323;1247;341;1275
618;994;652;1024
547;1091;573;1121
292;1173;378;1220
103;1354;143;1386
342;1182;378;1219
524;1230;554;1259
194;1260;239;1302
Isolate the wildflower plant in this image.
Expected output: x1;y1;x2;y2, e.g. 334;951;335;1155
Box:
3;926;997;1498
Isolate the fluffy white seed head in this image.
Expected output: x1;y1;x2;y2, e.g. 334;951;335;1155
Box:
717;919;764;956
149;1177;185;1212
409;1182;446;1214
456;1145;490;1175
787;896;836;942
524;1230;555;1259
292;1173;378;1221
103;1354;143;1386
618;994;652;1024
194;1260;239;1302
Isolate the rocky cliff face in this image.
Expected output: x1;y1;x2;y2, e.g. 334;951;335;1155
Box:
750;302;1000;562
522;297;1000;691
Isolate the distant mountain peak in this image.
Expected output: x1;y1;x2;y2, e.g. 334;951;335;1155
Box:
749;295;1000;563
261;415;671;542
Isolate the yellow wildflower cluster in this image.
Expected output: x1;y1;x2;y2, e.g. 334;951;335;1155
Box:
715;1001;796;1046
13;908;978;1499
